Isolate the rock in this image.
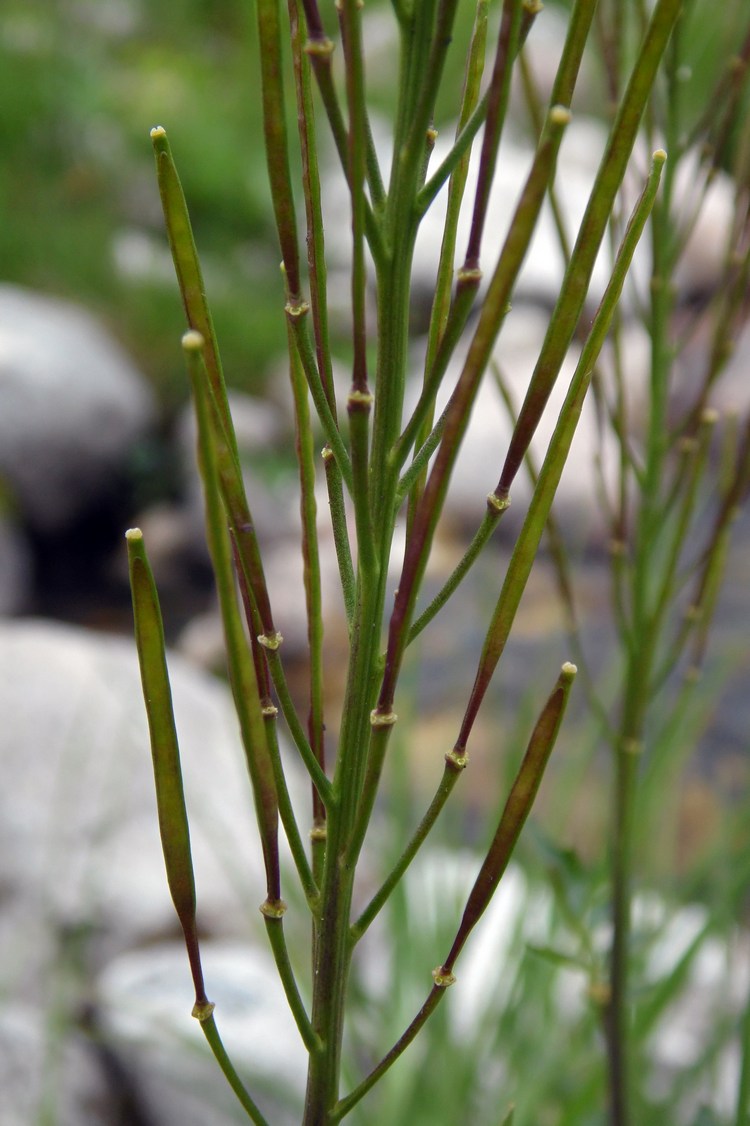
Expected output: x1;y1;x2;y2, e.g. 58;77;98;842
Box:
0;286;155;533
0;617;313;1118
0;508;32;613
0;1004;114;1126
0;618;306;994
95;941;307;1126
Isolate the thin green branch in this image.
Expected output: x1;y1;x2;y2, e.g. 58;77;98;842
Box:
464;0;524;269
287;325;328;850
341;0;376;579
333;987;446;1120
351;755;467;942
263;911;321;1053
378;105;574;718
198;1012;270;1126
442;663;577;972
404;0;489;527
287;301;354;492
182;336;282;901
323;446;356;624
341;661;576;1119
406;501;509;645
150;126;238;459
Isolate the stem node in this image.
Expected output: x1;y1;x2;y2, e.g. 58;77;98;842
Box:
431;967;457;988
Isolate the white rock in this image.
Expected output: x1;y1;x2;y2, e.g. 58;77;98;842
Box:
0;286;155;532
96;941;307;1126
0;1005;113;1126
0;619;305;995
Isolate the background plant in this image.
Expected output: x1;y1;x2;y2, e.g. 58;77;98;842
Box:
123;1;750;1124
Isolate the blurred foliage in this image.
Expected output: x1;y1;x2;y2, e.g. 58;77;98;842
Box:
0;0;284;407
2;0;747;411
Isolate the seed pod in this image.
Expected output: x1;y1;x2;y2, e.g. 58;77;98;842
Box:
442;662;577;976
126;527;209;1008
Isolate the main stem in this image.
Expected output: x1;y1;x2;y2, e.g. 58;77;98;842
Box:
303;576;382;1121
303;213;419;1122
606;693;646;1126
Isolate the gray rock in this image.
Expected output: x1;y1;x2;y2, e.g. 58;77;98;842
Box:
0;509;32;613
0;286;155;532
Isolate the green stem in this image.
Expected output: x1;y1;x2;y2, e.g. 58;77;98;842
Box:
333;988;446;1121
198;1012;270;1125
263;911;320;1053
406;501;509;645
264;645;332;804
464;0;523;269
126;527;208;1006
290;0;356;629
323;446;356;624
604;20;685;1125
304;569;387;1122
341;0;376;579
405;0;489;527
379;106;574;717
150;126;238;460
287;325;328;861
287;301;354;492
456;152;665;754
351;755;467;942
344;662;575;1118
256;0;302;299
497;0;683;499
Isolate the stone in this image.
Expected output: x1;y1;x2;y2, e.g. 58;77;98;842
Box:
0;1004;114;1126
0;618;307;994
0;617;322;1122
95;941;307;1126
0;509;32;614
0;285;155;533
